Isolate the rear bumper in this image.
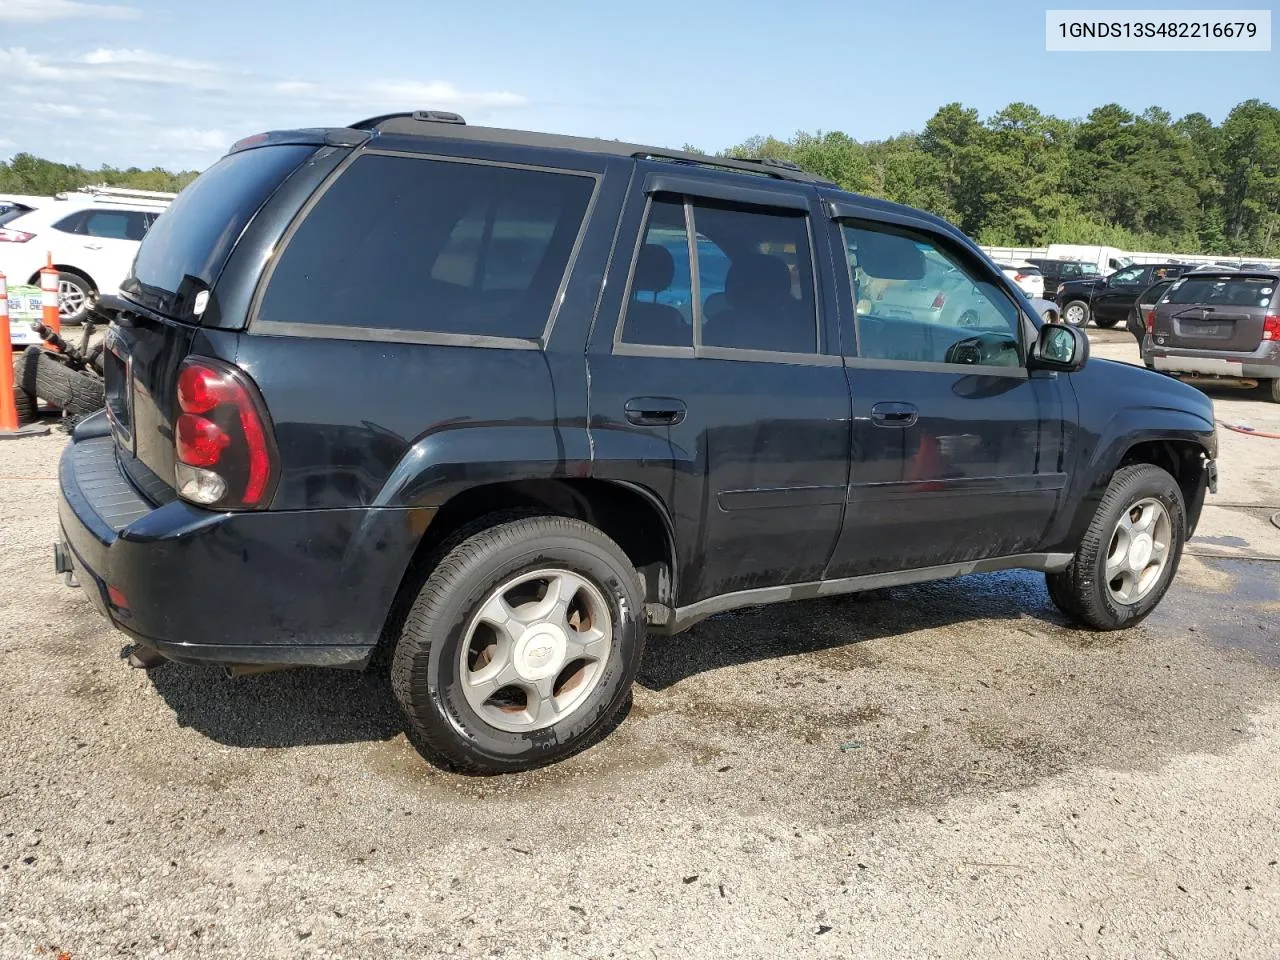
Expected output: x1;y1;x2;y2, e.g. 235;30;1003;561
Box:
1143;341;1280;380
56;414;432;667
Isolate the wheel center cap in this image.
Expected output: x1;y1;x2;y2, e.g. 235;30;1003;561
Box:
514;624;568;681
1129;533;1154;569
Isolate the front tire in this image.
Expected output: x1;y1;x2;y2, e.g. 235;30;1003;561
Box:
1047;464;1186;631
1062;300;1090;328
1092;316;1120;329
391;515;646;774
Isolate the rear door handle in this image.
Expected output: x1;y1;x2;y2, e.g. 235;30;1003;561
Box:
625;397;686;426
83;243;103;251
870;401;918;428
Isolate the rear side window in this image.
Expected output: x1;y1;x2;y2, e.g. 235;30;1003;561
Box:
0;205;33;226
126;144;315;314
620;195;817;355
1164;276;1276;308
258;154;596;340
62;209;149;241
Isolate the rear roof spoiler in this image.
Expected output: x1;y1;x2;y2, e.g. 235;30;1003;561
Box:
227;127;370;155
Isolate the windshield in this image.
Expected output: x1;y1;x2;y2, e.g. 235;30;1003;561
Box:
122;144;314;316
1163;276;1276;308
1078;263;1099;275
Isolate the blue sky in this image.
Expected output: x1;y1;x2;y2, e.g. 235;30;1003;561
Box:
0;0;1275;170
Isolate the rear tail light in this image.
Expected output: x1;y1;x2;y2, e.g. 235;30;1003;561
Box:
1264;313;1280;341
931;293;947;310
174;357;278;509
0;228;34;243
1145;310;1156;333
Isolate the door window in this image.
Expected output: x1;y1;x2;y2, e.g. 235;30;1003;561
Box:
619;194;818;355
840;220;1022;367
1109;266;1145;285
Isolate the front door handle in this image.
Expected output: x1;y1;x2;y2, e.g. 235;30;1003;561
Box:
83;243;103;251
625;397;686;426
870;401;918;428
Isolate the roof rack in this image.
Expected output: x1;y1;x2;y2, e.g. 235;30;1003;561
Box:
633;150;834;185
349;110;466;131
53;184;176;206
344;113;834;186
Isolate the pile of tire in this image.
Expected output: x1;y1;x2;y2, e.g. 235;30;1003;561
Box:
12;346;105;425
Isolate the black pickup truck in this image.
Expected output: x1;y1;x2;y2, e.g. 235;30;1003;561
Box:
1057;262;1193;328
56;112;1218;774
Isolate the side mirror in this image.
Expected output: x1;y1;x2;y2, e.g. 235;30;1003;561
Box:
1031;322;1089;372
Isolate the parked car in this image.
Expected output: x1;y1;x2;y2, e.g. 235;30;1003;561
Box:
0;187;173;325
1143;270;1280;402
1057;262;1192;328
1125;277;1181;355
56;112;1217;774
997;261;1045;299
1028;257;1102;292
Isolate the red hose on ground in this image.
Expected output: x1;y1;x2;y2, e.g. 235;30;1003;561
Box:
1217;420;1280;440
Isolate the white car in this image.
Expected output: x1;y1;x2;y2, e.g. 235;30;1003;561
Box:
996;260;1045;300
0;187;173;325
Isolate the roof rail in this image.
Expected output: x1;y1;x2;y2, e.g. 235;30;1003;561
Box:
632;149;834;185
68;184;178;201
349;110;467;131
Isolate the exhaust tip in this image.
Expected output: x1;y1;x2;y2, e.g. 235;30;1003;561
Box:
126;645;168;670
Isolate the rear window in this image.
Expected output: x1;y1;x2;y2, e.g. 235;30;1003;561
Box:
1163;276;1276;308
256;153;596;340
0;205;32;226
124;144;314;314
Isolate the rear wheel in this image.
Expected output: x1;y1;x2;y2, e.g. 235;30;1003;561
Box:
1047;464;1186;630
391;515;646;774
1062;300;1090;328
1263;379;1280;403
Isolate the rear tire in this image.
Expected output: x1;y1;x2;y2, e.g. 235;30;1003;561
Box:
1263;379;1280;403
391;515;646;774
1047;464;1186;631
1062;300;1090;328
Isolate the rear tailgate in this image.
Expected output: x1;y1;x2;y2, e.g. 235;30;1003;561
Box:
1154;274;1276;352
108;141;330;492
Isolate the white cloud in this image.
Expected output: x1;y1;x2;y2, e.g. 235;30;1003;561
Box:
0;48;65;79
30;101;84;117
0;0;138;21
156;128;228;153
0;137;16;149
78;48;218;73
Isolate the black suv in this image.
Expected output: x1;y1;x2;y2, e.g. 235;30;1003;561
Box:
1027;258;1101;292
1057;262;1192;329
56;112;1218;774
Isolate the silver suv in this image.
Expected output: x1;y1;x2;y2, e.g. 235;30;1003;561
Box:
1144;270;1280;402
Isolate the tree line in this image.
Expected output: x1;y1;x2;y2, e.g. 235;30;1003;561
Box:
708;98;1280;257
4;97;1278;255
0;153;198;197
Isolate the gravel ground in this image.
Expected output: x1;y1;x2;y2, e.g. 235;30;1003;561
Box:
2;337;1278;959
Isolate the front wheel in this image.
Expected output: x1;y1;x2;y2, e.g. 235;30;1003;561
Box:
391;515;646;774
56;271;95;326
1092;316;1120;329
1047;464;1186;630
1061;300;1090;328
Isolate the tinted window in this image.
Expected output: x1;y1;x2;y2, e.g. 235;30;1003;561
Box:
842;221;1021;367
620;198;694;347
620;196;817;354
694;200;816;354
259;154;595;339
79;209;148;241
126;144;314;315
1164;276;1276;308
0;205;33;227
52;211;87;233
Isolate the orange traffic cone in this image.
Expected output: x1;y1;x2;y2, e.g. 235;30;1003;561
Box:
0;271;51;439
40;254;61;350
